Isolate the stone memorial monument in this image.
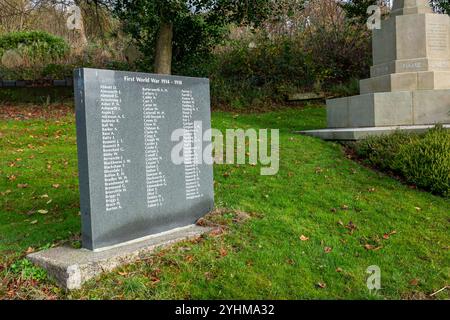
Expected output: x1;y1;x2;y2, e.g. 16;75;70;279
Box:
302;0;450;140
28;68;214;289
74;68;214;250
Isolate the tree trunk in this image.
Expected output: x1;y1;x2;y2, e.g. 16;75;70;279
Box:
154;22;173;75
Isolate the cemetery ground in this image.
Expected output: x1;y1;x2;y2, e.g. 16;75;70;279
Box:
0;103;449;300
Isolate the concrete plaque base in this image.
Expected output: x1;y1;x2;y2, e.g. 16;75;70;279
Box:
27;225;212;290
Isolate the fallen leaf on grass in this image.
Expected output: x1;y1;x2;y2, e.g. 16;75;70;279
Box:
316;282;327;289
383;230;397;240
299;235;309;241
150;277;160;285
209;227;225;237
345;221;357;234
37;209;48;214
364;244;383;251
52;184;60;189
30;220;38;224
415;207;422;211
286;259;295;265
219;248;228;257
40;194;49;198
26;247;35;254
17;183;28;188
324;247;332;253
336;267;343;273
204;272;213;280
410;279;420;286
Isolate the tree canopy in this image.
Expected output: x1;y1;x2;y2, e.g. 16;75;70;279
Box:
114;0;273;74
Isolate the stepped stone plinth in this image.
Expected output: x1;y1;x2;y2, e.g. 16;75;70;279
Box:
301;0;450;140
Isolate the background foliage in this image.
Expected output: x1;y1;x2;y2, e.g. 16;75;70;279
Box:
0;31;69;62
1;0;450;107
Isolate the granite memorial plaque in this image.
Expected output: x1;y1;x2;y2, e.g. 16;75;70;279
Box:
74;68;214;251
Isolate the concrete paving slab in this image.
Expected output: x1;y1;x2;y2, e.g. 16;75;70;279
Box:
297;124;450;140
27;224;212;290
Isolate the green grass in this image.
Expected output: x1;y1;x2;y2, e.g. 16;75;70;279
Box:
0;105;449;300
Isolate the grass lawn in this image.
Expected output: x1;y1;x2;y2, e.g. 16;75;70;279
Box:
0;104;448;300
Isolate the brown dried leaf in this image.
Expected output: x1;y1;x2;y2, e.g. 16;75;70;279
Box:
219;248;228;257
150;277;160;285
364;244;383;251
26;247;35;254
383;230;397;240
299;235;309;241
209;227;224;237
317;282;327;289
410;279;420;286
345;221;357;234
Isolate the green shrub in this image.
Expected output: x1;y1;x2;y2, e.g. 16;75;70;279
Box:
42;63;74;79
356;131;420;171
356;127;450;197
0;31;69;62
203;35;318;108
303;22;371;87
398;126;450;196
